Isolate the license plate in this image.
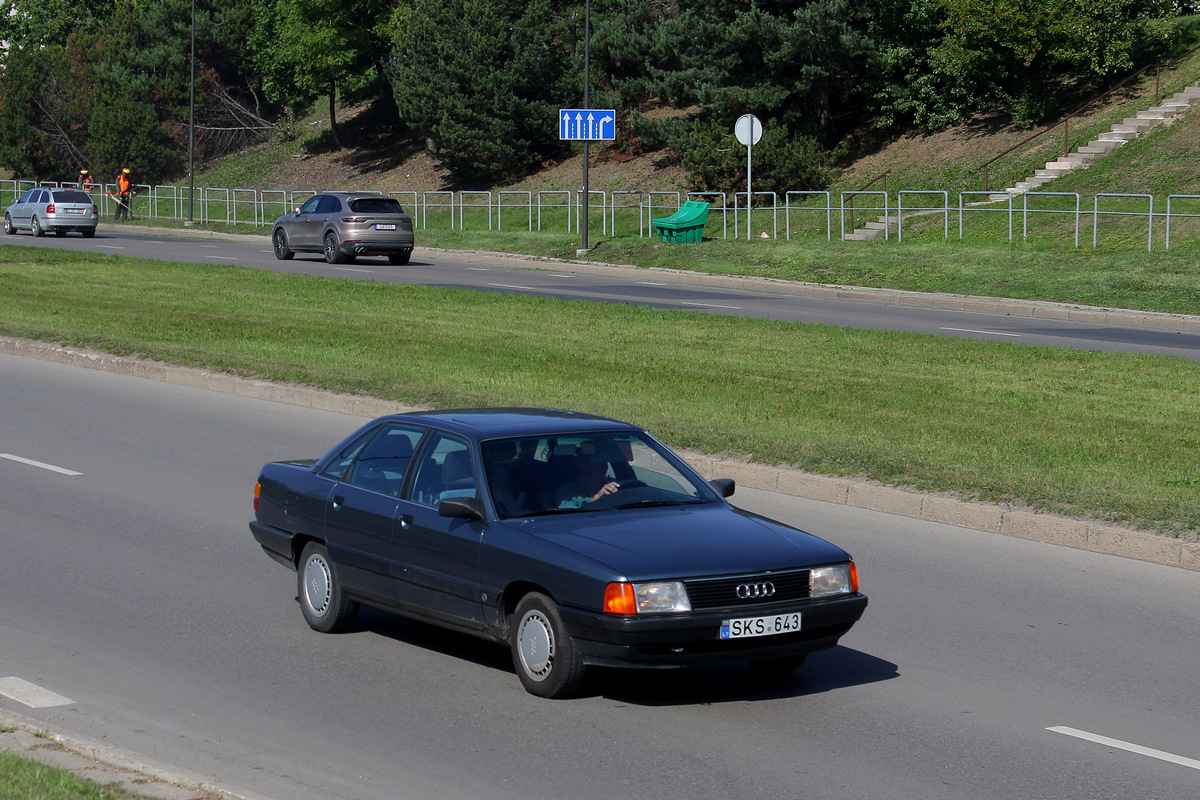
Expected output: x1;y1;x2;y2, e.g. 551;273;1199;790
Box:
374;223;396;230
65;209;84;214
720;612;801;639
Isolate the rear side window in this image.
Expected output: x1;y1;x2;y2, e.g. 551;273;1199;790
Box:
315;195;342;214
52;190;92;203
349;197;403;214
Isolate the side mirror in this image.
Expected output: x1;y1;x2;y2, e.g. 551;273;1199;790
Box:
709;478;735;498
439;495;486;523
293;206;302;214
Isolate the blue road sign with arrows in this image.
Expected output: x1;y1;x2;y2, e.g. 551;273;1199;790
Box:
559;109;616;141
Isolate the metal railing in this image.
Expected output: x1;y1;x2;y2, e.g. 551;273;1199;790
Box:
1;179;1197;250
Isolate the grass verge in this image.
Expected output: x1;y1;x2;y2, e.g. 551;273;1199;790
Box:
2;244;1198;536
0;750;170;800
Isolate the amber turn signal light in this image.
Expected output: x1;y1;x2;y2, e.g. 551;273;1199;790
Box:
604;582;637;615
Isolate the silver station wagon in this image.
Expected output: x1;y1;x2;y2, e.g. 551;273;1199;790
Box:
272;192;415;265
5;188;98;238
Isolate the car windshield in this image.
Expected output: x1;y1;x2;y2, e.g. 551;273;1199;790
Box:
52;190;92;203
481;431;711;519
349;197;404;214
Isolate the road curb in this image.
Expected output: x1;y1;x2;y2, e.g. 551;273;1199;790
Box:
94;223;1200;334
0;708;265;800
4;335;1195;572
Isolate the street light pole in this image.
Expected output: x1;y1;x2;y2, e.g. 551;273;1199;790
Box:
579;0;591;253
187;0;196;225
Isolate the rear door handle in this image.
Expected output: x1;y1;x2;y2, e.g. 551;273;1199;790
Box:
398;514;414;529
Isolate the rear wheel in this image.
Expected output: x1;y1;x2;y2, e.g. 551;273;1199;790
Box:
31;216;43;237
511;593;586;698
297;542;358;633
272;228;294;260
323;231;345;264
81;228;96;239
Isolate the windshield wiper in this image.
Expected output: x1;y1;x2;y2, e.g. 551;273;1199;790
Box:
522;507;590;517
614;499;704;510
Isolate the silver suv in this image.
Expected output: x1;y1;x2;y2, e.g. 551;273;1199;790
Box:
272;192;415;265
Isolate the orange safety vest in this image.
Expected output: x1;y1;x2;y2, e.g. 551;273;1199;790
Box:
117;174;131;193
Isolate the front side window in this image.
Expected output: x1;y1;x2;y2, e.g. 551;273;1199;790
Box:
409;433;477;508
481;432;710;518
297;196;321;214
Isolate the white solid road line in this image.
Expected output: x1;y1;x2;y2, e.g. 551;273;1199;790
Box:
0;453;82;476
681;301;743;310
939;326;1022;337
0;677;74;708
1048;726;1200;771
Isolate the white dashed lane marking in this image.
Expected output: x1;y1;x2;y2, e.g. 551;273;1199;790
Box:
0;454;82;476
1049;726;1200;772
0;677;75;708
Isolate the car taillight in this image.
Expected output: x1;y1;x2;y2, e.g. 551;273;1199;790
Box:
46;204;55;213
254;481;261;512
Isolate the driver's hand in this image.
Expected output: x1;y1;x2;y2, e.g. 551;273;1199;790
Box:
590;481;621;501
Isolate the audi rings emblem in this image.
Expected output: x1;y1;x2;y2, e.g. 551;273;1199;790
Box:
736;582;776;599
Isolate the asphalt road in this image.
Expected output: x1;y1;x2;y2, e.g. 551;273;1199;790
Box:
3;352;1199;800
6;227;1200;360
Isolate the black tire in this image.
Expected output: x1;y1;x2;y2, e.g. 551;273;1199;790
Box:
81;228;96;239
273;228;294;260
511;592;586;698
746;654;807;678
31;216;43;237
297;542;358;633
323;231;345;264
387;252;411;265
3;214;13;235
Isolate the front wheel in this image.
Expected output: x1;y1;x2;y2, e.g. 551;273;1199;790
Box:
3;214;13;235
323;231;345;264
297;542;358;633
511;593;586;698
273;228;294;260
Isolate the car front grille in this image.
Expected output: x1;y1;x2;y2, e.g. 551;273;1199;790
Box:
684;568;811;610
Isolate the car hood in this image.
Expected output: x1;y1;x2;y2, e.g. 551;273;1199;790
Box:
500;503;850;580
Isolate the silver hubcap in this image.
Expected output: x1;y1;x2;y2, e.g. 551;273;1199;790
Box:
516;610;554;681
303;555;332;616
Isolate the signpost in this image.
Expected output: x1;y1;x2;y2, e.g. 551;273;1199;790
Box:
734;114;763;240
560;108;616;252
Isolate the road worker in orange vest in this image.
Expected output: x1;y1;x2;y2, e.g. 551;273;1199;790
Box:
114;168;133;221
77;168;95;193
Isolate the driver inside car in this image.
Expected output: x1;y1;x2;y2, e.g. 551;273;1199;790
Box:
556;444;623;509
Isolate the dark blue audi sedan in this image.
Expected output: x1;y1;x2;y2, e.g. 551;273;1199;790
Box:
250;408;867;698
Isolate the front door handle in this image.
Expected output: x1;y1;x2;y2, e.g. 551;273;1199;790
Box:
331;495;345;510
398;513;414;529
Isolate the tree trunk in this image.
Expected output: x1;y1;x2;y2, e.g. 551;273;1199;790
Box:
329;81;343;150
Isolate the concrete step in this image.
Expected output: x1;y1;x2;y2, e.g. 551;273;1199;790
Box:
1136;107;1178;120
1099;129;1137;142
1114;119;1157;131
1077;141;1122;155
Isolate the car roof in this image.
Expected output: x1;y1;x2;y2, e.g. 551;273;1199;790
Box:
382;407;640;439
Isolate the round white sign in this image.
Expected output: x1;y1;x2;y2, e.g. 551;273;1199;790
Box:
734;114;763;146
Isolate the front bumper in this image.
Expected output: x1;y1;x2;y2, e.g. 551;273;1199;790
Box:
561;593;868;668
